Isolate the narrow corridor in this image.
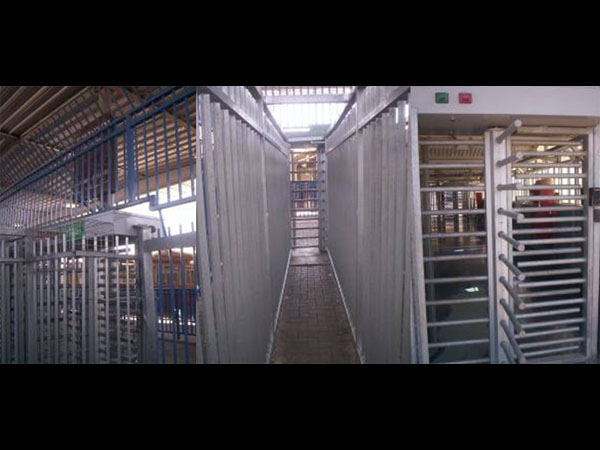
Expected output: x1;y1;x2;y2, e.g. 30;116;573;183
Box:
270;249;360;364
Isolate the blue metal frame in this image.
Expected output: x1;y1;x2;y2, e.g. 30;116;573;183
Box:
0;86;197;230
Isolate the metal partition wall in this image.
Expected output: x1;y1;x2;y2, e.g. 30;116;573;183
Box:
195;87;291;364
325;86;411;363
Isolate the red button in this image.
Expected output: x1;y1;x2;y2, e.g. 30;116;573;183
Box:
459;93;472;104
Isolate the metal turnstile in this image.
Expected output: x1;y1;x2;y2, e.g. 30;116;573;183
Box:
413;123;600;364
490;128;598;364
290;148;322;249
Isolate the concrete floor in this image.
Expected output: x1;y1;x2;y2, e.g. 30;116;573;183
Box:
270;248;360;364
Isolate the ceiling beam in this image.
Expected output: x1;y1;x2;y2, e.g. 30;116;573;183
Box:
6;86;74;137
0;86;52;131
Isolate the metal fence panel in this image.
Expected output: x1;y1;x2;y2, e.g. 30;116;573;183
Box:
194;87;291;364
326;87;411;364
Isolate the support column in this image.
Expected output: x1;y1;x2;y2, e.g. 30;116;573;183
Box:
487;129;510;364
15;240;26;363
125;121;137;203
409;108;429;364
195;89;219;364
24;237;37;363
318;144;328;252
138;226;157;364
585;126;600;361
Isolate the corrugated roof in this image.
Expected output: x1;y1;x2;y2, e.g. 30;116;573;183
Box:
0;86;167;193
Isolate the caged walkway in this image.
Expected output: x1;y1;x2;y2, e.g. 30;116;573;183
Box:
270;248;360;364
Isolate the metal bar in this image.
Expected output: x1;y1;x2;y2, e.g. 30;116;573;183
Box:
526;298;585;309
500;276;524;310
419;140;483;146
519;237;585;245
517;195;586;201
516;326;580;338
500;341;515;364
521;318;584;329
520;288;581;299
422;231;487;238
498;231;525;251
439;358;490;365
420;163;484;169
524;268;581;277
519;216;586;224
512;227;582;235
424;276;488;284
517;308;581;319
421;209;485;216
520;337;584;350
515;185;583;191
428;338;489;349
195;90;219;364
420;186;484;192
516;173;587;179
523;345;581;359
513;163;582;169
496;120;522;144
500;320;526;364
500;299;525;336
201;93;231;364
426;297;489;306
517;151;586;157
498;209;524;221
517;278;585;288
499;254;525;281
496;152;524;167
517;247;582;256
427;318;489;327
423;254;488;262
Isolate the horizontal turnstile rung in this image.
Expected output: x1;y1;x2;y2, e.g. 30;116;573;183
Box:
425;276;488;284
428;318;488;327
523;346;582;359
421;186;484;193
420;163;485;169
426;297;488;306
423;232;487;238
428;338;489;349
424;254;487;262
422;209;485;216
523;298;584;309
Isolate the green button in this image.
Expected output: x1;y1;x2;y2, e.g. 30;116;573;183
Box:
435;92;449;104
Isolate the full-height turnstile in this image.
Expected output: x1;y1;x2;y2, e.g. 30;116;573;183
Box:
0;211;165;364
412;119;600;364
290;147;325;250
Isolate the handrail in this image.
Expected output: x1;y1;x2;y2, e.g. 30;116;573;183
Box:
325;86;410;153
324;86;363;140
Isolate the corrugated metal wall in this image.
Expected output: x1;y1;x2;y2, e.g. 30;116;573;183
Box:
326;87;412;363
195;88;291;364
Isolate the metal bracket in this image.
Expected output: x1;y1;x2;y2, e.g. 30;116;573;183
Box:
589;188;600;208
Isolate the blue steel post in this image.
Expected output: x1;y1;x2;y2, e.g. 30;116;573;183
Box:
126;121;137;203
